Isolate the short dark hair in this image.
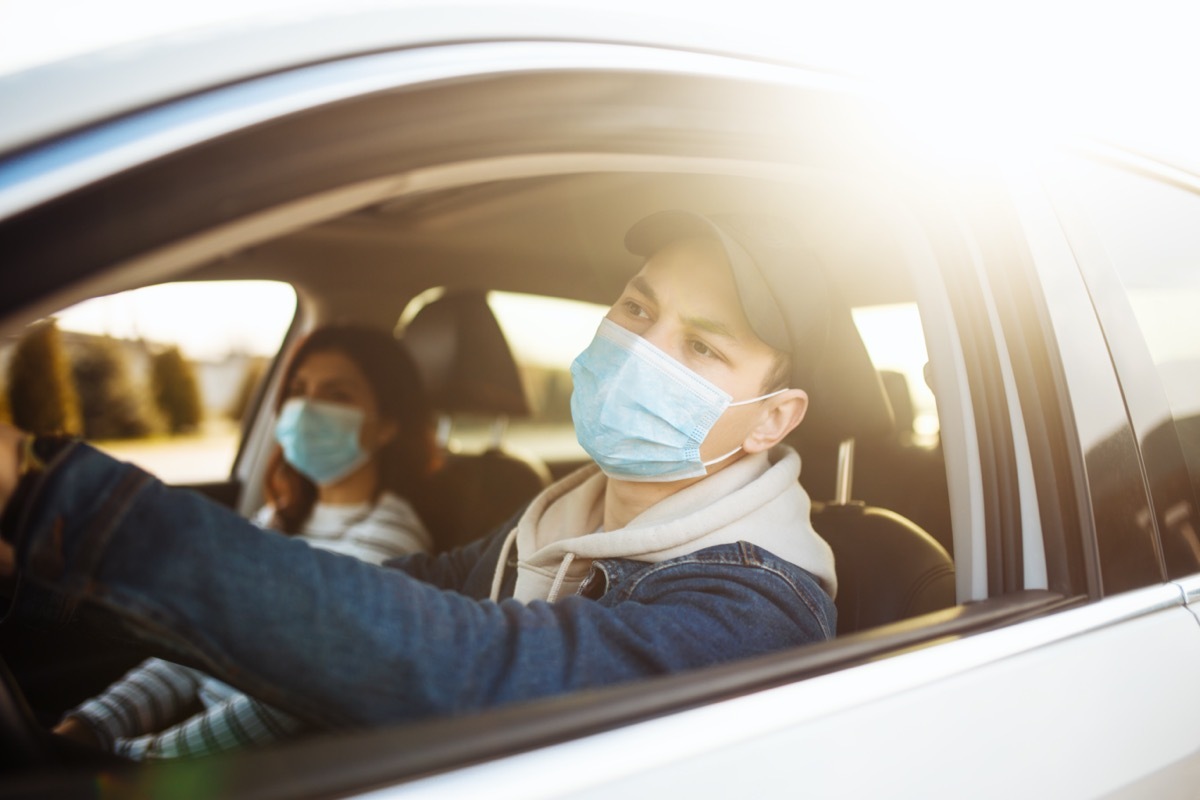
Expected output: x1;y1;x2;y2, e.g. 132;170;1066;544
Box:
761;346;792;394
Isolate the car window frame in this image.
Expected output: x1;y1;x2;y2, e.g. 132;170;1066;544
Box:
0;39;1099;794
1005;156;1166;597
1039;149;1200;583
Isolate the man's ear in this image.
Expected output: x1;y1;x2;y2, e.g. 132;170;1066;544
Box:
742;389;808;454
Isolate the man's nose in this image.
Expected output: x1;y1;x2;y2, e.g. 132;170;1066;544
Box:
640;322;687;363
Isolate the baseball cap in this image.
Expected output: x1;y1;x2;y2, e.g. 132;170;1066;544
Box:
624;210;832;386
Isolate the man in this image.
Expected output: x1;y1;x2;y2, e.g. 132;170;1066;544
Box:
0;210;836;732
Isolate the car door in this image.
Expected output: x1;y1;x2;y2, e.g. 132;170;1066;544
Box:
387;149;1200;799
3;30;1200;799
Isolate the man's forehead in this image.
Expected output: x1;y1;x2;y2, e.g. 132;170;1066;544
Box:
624;240;760;342
628;237;730;287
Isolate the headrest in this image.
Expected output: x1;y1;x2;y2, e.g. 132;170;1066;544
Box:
790;301;895;447
402;290;530;418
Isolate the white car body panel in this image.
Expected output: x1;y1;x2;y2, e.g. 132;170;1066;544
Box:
377;586;1200;798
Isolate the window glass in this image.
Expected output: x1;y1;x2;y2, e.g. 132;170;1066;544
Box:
852;303;939;444
0;281;296;484
1046;159;1200;577
448;291;608;463
849;302;951;553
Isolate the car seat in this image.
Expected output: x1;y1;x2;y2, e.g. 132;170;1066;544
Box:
791;305;955;635
850;369;954;554
402;290;552;552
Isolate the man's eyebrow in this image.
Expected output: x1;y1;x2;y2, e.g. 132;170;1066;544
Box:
628;274;740;343
628;275;658;303
683;313;740;343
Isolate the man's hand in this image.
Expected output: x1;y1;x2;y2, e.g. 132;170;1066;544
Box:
0;423;28;578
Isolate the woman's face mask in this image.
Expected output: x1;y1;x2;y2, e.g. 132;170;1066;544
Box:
273;398;370;485
570;319;785;482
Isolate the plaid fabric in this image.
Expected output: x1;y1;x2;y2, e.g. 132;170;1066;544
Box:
66;659;305;760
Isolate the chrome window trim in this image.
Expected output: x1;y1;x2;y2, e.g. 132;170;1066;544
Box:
1175;573;1200;605
364;584;1182;799
0;40;859;222
890;203;985;602
950;200;1046;596
1069;141;1200;194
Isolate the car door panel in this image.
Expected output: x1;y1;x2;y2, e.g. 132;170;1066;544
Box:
391;587;1200;799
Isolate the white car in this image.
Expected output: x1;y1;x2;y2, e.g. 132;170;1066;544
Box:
2;5;1200;797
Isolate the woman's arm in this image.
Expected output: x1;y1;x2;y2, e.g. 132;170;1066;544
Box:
112;691;306;760
54;658;205;751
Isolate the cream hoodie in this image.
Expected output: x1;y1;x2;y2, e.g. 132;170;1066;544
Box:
489;444;836;604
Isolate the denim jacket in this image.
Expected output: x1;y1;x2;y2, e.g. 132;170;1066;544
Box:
6;443;835;728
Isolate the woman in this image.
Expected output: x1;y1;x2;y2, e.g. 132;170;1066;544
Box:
52;324;439;760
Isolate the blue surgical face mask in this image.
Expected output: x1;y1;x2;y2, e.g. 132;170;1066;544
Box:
570;319;787;482
274;397;371;485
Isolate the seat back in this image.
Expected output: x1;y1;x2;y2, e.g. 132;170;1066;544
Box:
402;290;551;551
789;295;955;634
811;503;955;633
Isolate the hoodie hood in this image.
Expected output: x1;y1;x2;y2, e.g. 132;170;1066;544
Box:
491;444;835;603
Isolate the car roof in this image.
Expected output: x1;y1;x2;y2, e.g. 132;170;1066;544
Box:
5;1;1200;179
0;1;871;158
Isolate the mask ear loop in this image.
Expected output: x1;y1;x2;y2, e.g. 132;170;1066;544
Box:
701;387;791;468
727;387;789;407
701;445;744;468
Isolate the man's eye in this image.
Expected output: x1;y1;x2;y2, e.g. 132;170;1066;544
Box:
690;339;716;359
624;300;649;318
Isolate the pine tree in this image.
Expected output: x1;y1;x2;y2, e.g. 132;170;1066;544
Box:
6;319;83;435
151;346;203;434
71;335;162;439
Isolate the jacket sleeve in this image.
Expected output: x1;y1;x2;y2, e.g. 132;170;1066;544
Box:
7;444;829;728
382;512;520;598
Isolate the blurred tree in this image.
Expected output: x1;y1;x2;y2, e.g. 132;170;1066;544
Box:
227;356;269;422
6;319;83;435
151;346;203;434
70;335;162;440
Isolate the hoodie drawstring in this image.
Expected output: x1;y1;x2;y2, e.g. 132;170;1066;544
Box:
546;552;577;603
489;527;519;602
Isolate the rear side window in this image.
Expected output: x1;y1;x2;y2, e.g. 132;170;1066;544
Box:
850;302;951;555
0;281;296;484
1045;159;1200;577
426;291;608;465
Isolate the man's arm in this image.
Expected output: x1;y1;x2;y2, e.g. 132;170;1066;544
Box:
2;440;829;729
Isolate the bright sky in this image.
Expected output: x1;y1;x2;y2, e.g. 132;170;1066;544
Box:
54;282;297;361
488;292;608;369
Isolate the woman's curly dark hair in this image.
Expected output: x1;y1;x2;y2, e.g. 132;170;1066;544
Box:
264;324;440;534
